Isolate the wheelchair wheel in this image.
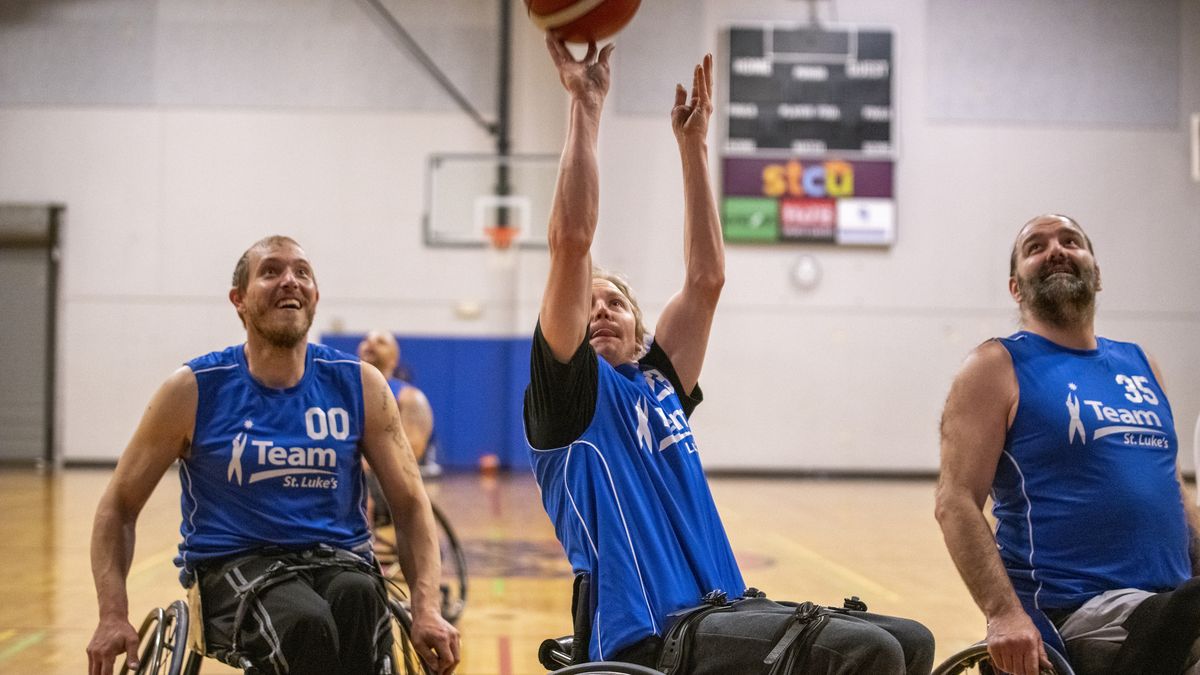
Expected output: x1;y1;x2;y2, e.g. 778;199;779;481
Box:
121;600;191;675
377;501;468;625
932;640;1075;675
549;663;662;675
386;598;435;675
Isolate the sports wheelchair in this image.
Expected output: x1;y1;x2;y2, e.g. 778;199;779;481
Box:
932;640;1075;675
932;605;1075;675
373;501;468;626
120;561;433;675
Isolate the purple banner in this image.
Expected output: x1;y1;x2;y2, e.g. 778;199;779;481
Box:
723;156;894;199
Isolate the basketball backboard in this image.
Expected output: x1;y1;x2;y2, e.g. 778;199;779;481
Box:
423;153;557;248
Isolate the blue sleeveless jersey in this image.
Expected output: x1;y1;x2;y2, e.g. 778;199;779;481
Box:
995;331;1190;611
175;343;371;573
387;377;409;399
529;355;745;661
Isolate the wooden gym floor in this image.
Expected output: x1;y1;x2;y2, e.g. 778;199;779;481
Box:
0;466;1026;673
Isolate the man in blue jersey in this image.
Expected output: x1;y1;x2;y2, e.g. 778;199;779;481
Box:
358;330;437;523
525;37;934;673
936;214;1200;675
86;236;459;675
358;330;434;464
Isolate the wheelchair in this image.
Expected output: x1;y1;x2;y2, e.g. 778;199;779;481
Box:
121;572;433;674
932;640;1075;675
534;573;661;675
374;501;468;625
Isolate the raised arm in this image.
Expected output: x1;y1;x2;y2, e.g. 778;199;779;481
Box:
654;54;724;392
539;36;614;362
934;341;1050;675
359;365;459;674
87;367;197;675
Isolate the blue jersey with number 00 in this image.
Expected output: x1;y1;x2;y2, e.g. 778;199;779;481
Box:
175;343;371;573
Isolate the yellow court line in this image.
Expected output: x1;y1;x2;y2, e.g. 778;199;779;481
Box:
0;629;14;643
129;546;179;578
763;532;903;603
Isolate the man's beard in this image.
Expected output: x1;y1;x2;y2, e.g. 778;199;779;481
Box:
248;307;314;348
1018;262;1098;328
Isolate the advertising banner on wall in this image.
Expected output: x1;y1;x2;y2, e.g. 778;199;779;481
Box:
722;24;896;246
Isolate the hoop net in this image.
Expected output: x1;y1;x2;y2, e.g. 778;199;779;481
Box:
484;225;519;250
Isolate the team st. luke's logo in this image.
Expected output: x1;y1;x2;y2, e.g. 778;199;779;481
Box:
1065;379;1169;448
225;409;346;488
635;370;696;454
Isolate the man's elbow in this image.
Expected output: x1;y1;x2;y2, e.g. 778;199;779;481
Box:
933;483;963;529
548;221;594;258
687;269;725;301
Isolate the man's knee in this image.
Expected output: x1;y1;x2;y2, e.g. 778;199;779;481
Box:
808;615;908;674
323;569;384;611
274;592;339;653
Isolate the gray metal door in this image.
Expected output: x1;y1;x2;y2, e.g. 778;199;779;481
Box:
0;248;48;460
0;205;61;464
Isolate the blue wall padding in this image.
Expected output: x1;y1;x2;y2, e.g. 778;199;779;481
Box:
320;334;532;471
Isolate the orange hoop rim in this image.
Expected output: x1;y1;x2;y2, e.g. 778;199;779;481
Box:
484;225;519;250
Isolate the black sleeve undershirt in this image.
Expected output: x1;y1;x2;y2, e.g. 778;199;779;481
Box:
523;322;599;450
522;322;705;449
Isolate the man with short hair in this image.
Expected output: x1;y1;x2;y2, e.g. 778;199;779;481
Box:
936;214;1200;675
358;330;434;463
525;37;934;673
87;236;459;675
357;329;437;524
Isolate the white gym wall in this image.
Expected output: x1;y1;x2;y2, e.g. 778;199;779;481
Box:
0;0;1196;472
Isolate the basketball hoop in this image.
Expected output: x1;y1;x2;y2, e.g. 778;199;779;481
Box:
484;225;519;250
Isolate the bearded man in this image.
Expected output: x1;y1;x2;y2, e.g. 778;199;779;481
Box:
86;236;459;675
936;214;1200;675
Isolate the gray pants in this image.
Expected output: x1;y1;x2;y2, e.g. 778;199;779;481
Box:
1059;588;1200;675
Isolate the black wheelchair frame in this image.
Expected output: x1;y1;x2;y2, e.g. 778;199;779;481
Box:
932;640;1076;675
374;501;468;626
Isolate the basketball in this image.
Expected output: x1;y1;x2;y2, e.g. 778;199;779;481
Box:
525;0;641;43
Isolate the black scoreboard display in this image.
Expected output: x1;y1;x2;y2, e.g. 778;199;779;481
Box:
726;26;893;154
722;25;896;246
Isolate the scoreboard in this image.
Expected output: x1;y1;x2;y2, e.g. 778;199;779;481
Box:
722;25;896;246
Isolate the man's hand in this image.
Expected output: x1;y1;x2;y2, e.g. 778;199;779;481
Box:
985;608;1053;675
87;616;140;675
545;35;614;108
672;53;714;144
410;609;461;675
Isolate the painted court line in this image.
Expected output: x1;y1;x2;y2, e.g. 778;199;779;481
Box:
129;546;178;578
764;532;903;603
0;631;45;663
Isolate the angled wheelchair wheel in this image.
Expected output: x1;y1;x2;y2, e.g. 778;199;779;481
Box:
377;501;468;625
386;598;435;675
932;640;1075;675
549;663;662;675
121;600;191;675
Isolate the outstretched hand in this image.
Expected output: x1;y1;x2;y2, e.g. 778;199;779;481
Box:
545;35;614;108
671;53;714;143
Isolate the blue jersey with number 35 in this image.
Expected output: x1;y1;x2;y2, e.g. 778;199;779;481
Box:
995;331;1190;611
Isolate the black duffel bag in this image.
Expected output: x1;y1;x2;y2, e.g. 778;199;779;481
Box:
656;590;863;675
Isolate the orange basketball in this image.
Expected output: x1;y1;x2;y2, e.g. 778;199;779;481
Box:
525;0;641;43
